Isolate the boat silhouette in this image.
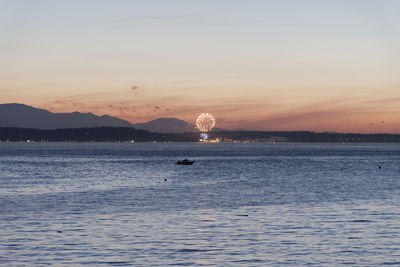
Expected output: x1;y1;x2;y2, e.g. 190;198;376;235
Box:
176;159;194;165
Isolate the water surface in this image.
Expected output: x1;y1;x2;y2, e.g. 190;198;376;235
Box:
1;143;400;266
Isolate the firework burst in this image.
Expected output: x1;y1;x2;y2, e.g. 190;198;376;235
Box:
196;113;216;132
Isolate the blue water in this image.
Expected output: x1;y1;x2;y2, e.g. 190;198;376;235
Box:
1;143;400;266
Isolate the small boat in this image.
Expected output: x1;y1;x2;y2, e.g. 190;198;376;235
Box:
176;159;194;165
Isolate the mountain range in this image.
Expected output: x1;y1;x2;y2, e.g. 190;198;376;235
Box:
2;104;400;143
0;103;207;133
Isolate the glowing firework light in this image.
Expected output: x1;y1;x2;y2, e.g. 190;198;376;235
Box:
196;113;216;132
200;133;209;140
196;113;215;141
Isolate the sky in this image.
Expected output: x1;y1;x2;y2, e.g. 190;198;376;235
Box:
1;0;400;133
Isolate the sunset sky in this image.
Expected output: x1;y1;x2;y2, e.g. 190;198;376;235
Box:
1;0;400;133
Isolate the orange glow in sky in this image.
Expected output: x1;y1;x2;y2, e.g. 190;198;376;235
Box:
1;1;400;133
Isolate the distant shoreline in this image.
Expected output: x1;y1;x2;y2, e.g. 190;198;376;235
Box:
1;127;400;143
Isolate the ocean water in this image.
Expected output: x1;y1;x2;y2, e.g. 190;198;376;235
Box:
1;142;400;266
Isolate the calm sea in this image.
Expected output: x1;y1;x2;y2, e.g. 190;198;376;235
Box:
1;143;400;266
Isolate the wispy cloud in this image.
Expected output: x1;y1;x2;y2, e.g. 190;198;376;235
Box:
38;93;400;133
98;15;192;27
106;15;190;22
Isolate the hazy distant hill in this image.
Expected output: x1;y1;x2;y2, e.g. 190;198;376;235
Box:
0;103;227;133
132;117;228;133
133;118;197;133
0;103;133;129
